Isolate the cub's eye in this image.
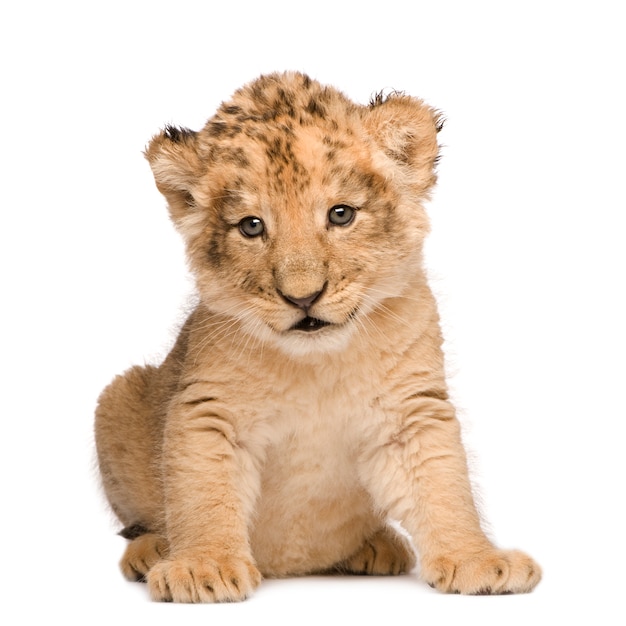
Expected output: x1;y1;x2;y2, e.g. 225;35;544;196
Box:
328;204;356;227
238;216;265;238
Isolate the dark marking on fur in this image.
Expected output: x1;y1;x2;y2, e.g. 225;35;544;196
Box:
265;135;297;169
119;523;149;540
368;89;406;108
208;230;226;268
318;87;333;105
306;97;327;118
223;124;243;138
230;147;249;167
275;87;297;119
208;144;249;166
207;121;229;138
240;272;258;292
163;124;196;143
250;81;271;108
474;587;493;596
356;170;383;193
378;200;404;236
367;541;378;573
369;91;385;108
322;135;348;150
175;189;195;210
265;138;283;164
406;389;449;401
183;396;217;406
223;105;243;116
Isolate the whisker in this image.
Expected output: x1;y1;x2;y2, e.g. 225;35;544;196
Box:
189;302;263;365
355;310;388;345
364;285;423;304
373;302;414;330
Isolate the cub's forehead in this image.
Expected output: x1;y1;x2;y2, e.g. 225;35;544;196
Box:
196;72;362;154
215;72;356;129
193;72;379;198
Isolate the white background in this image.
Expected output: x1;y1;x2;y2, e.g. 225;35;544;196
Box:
2;1;624;623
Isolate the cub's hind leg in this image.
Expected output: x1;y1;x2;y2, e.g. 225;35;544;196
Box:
95;364;165;537
336;525;416;576
119;527;169;582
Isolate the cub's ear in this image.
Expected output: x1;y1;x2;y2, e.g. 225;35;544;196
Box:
363;93;443;195
144;125;203;222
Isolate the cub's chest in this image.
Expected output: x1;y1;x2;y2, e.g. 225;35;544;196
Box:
262;362;383;438
192;343;398;464
256;395;370;515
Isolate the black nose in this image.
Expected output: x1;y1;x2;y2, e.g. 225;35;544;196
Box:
280;288;324;310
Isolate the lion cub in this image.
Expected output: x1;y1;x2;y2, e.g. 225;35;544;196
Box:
95;72;541;602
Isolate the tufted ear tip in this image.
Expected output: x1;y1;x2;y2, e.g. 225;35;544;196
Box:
144;125;203;221
144;125;198;170
363;93;442;192
163;124;197;144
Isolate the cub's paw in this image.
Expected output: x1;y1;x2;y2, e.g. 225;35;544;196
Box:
120;533;169;581
339;527;417;575
147;554;262;603
422;549;541;594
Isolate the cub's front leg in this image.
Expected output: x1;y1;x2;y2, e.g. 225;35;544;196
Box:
148;399;261;603
359;397;541;595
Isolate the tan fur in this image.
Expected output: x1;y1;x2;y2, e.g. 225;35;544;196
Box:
95;72;541;602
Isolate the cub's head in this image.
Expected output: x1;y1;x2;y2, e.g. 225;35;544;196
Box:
145;72;442;357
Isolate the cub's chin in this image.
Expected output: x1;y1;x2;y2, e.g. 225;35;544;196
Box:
239;314;357;358
276;322;357;357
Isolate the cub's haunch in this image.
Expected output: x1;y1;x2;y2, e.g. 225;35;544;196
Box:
95;72;541;602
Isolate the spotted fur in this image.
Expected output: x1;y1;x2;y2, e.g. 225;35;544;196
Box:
95;72;541;602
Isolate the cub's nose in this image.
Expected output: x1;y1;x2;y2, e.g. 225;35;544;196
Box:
279;288;324;310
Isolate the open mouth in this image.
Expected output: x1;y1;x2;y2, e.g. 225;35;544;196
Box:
290;316;332;332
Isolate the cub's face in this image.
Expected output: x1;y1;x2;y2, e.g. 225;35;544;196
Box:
146;72;441;356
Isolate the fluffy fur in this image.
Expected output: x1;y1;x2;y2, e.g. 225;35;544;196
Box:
95;71;541;602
